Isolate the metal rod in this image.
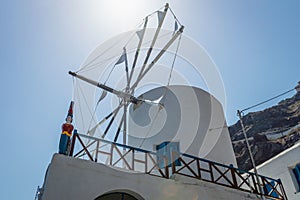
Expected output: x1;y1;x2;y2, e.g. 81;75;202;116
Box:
136;3;169;81
88;105;122;136
103;112;119;139
114;114;124;142
69;71;114;93
69;71;139;104
95;140;99;162
123;104;128;145
237;110;263;196
131;26;184;90
101;104;122;138
128;16;149;85
123;48;130;88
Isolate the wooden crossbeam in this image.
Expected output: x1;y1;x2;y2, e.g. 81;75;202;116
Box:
76;134;94;161
147;153;167;178
211;165;233;186
174;158;198;178
112;145;132;170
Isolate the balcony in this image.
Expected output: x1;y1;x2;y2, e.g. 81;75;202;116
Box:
68;131;287;200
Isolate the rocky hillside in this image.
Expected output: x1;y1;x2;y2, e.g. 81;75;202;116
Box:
229;91;300;171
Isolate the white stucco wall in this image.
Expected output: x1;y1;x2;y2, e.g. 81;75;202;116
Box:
256;142;300;200
41;154;260;200
128;86;237;167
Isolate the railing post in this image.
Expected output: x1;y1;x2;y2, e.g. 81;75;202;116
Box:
164;156;169;178
132;149;135;171
95;140;99;162
171;151;176;174
145;153;148;173
69;129;77;157
278;179;288;200
197;159;201;179
110;144;114;165
230;164;238;189
76;133;94;161
251;173;259;194
209;162;214;182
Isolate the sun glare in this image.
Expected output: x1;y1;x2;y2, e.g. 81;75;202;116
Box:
100;0;148;31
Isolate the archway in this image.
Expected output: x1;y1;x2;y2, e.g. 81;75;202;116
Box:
95;190;144;200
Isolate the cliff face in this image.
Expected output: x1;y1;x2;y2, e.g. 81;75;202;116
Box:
229;92;300;170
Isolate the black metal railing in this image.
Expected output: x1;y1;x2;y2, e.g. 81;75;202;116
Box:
68;132;288;200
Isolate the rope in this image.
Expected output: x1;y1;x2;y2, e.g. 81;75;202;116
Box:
76;80;98;132
72;76;75;101
77;4;174;74
78;31;172;76
138;105;162;148
78;33;128;72
79;19;145;73
241;88;295;112
74;81;85;131
71;77;77;128
104;62;117;85
157;32;182;108
144;5;165;19
138;34;182;148
169;7;182;26
86;97;101;134
167;34;182;86
77;53;123;74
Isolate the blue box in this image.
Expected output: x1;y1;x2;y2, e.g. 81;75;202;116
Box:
156;141;181;168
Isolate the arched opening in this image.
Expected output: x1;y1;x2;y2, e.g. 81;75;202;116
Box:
95;190;144;200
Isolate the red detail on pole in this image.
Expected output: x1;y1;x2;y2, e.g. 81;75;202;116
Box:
67;101;74;118
69;129;77;156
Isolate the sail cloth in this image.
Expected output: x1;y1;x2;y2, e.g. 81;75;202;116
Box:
174;21;178;32
172;21;179;36
98;90;107;103
157;11;164;24
115;48;127;65
136;30;143;40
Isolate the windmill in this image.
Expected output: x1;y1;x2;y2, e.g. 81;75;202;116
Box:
68;3;233;165
36;5;288;200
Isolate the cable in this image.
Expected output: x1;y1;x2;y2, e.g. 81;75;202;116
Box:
79;19;145;73
169;7;182;26
241;88;295;113
167;34;182;85
138;105;162;148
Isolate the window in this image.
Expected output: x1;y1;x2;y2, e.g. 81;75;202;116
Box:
292;163;300;192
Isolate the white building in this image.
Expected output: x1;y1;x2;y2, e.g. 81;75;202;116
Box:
36;86;288;200
36;132;288;200
256;142;300;200
39;153;269;200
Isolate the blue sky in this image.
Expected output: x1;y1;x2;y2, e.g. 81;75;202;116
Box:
1;0;300;199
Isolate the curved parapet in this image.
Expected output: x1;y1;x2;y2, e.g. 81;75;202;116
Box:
41;154;264;200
